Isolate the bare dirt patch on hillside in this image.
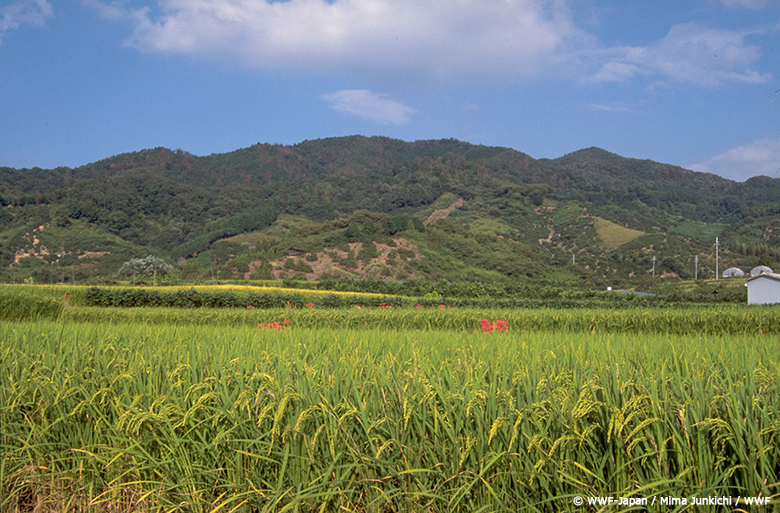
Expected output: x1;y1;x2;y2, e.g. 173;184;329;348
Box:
424;198;465;226
248;238;420;280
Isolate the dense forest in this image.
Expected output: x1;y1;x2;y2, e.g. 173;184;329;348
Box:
2;136;780;288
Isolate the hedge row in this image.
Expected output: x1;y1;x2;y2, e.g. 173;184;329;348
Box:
82;287;405;309
81;287;724;310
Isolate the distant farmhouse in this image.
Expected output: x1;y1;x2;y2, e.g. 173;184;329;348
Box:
745;271;780;305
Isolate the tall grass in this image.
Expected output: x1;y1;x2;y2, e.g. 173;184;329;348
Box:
58;304;780;335
0;286;63;321
2;321;778;511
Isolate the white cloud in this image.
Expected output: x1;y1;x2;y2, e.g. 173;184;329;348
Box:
690;139;780;181
0;0;52;43
587;23;770;87
86;0;591;82
322;90;415;125
83;1;775;90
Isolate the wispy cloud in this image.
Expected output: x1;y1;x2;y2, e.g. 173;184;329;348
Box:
718;0;769;9
690;138;780;181
322;90;415;125
0;0;52;43
85;0;590;83
586;23;770;87
585;102;636;113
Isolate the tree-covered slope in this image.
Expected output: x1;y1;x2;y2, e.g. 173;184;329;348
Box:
2;136;779;286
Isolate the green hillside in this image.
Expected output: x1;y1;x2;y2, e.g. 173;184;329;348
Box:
2;136;779;288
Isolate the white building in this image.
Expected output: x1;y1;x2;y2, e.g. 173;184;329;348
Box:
745;272;780;305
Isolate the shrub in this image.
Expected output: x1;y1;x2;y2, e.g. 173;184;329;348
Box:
318;293;345;308
246;292;286;309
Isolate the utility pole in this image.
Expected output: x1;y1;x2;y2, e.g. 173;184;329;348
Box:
715;237;720;280
695;255;699;281
572;253;576;265
652;255;656;279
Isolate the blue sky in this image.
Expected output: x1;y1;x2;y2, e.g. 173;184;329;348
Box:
1;0;778;181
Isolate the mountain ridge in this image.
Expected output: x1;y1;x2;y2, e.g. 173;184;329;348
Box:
2;135;779;287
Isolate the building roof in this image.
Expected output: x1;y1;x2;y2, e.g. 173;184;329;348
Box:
745;271;780;284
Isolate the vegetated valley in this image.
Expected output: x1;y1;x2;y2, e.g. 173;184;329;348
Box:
2;137;780;510
2;135;780;292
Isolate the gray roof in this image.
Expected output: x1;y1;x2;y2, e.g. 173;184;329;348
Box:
745;271;780;283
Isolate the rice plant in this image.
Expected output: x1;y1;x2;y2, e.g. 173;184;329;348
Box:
0;286;63;321
53;303;780;336
1;321;778;511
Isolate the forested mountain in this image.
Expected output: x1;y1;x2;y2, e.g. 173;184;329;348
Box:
2;135;780;287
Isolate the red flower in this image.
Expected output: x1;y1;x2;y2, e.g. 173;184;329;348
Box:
246;305;255;309
256;320;292;330
439;304;445;309
480;319;509;333
416;304;423;309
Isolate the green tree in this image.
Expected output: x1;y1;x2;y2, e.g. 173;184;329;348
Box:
117;255;173;286
345;223;361;242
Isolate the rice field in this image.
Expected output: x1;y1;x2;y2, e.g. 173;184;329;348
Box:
4;283;780;336
1;285;779;511
58;304;780;336
2;319;779;512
